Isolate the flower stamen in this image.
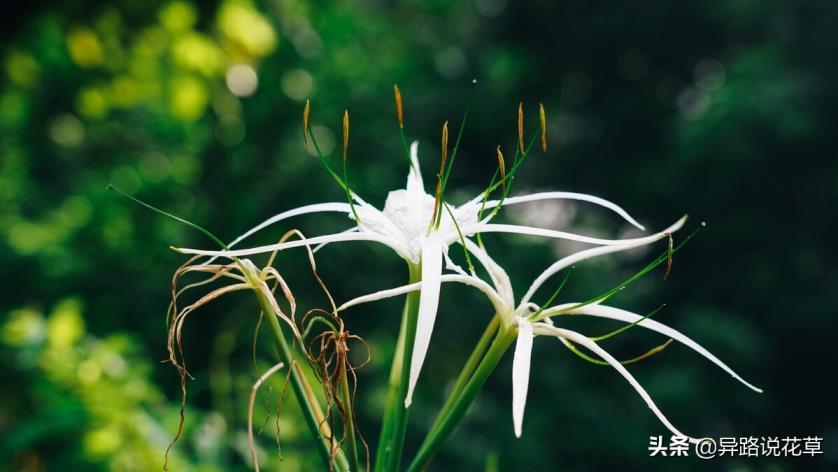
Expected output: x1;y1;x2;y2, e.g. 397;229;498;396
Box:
393;83;414;167
496;146;507;194
342;110;362;225
430;121;449;229
394;84;404;129
517;101;525;154
303;98;311;151
663;233;674;281
539;103;547;152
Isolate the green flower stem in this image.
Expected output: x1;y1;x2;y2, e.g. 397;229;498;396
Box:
373;299;408;471
426;315;499;437
386;263;422;471
407;323;516;472
339;360;363;471
255;289;350;472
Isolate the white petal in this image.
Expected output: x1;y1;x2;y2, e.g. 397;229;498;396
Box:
462;238;514;308
338;274;505;315
407;141;424;193
405;238;443;407
512;321;534;438
474;216;686;247
338;282;421;312
521;221;682;305
356;199;407;240
562;304;763;393
441;275;506;314
536;302;588;318
532;323;698;443
442;245;468;276
221;202;351;253
312;227;359;253
175;232;409;259
486;191;645;230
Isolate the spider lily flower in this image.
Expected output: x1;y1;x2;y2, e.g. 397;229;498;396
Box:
335;215;761;442
175;142;681;407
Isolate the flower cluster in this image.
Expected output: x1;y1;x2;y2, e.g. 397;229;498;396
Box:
177;133;761;444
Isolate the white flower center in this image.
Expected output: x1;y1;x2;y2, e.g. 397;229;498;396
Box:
365;186;480;263
354;141;482;262
382;188;437;259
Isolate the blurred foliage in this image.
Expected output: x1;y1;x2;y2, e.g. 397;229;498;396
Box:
1;0;836;470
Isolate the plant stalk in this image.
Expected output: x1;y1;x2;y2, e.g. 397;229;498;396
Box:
425;315;500;438
388;263;422;471
374;295;409;471
376;263;422;472
407;324;516;471
255;289;351;472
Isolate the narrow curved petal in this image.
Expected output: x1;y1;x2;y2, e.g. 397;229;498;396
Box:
462;238;514;308
337;274;505;315
533;323;698;443
312;227;359;253
407;141;424;192
536;302;587;318
560;304;762;393
442;245;468;276
521;221;682;305
338;281;421;312
485;191;645;231
175;232;409;260
227;202;351;250
512;321;534;438
474;216;686;247
355;200;407;241
405;238;443;408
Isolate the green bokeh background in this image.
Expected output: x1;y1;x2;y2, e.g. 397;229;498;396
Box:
1;0;835;470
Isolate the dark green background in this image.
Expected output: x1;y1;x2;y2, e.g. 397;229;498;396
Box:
1;0;835;470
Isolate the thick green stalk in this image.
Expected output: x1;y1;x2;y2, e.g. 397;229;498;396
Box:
255;289;350;472
407;325;517;472
374;300;409;471
426;316;499;437
386;263;422;471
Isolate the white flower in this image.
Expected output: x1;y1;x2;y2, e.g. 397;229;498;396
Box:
336;216;762;441
175;141;688;407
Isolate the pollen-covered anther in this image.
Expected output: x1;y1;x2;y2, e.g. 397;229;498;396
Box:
663;232;674;281
496;146;507;194
394;84;404;129
517;101;525;154
539;103;547;152
303;98;311;151
342;110;350;163
431;121;449;225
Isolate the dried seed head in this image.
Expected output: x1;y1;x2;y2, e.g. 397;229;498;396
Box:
342;110;349;163
539;103;548;152
394;83;404;129
303;99;311;151
517;101;525;154
496;146;507;194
